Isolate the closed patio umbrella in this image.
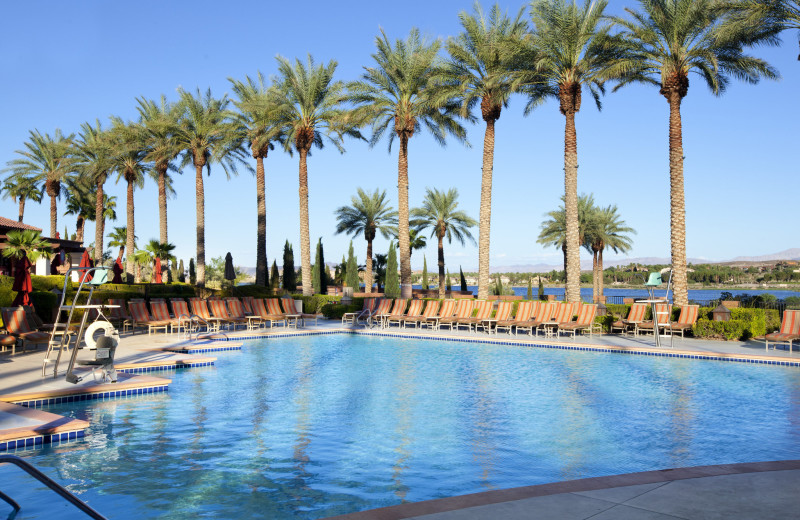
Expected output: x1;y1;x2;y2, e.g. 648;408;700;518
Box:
79;249;93;283
224;253;236;283
112;254;123;283
11;252;32;307
153;257;163;284
50;249;63;275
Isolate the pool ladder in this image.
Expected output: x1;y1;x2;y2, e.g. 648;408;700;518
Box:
179;314;228;342
0;454;107;519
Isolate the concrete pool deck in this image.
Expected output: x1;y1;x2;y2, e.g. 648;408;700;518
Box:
1;319;798;517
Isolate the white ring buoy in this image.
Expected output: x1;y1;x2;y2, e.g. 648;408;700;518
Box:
84;321;120;350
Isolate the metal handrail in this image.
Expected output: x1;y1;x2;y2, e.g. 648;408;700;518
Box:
0;454;107;519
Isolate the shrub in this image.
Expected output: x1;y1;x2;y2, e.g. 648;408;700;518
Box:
291;294;342;314
321;302;360;319
221;284;272;299
692;307;769;340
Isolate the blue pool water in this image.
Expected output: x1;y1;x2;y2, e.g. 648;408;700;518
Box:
3;334;800;519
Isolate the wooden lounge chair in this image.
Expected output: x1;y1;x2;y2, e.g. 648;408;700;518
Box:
438;299;475;331
208;299;247;330
422;299;455;330
610;303;647;335
169;298;193;334
403;300;440;329
484;301;513;334
365;299;393;328
539;302;573;336
456;300;493;332
127;301;171;335
342;298;377;326
380;299;408;328
766;310;800;353
636;303;672;337
281;298;319;326
226;298;261;330
189;298;225;332
398;300;425;328
254;298;287;328
516;301;555;336
669;305;699;338
496;301;533;335
559;304;598;338
1;307;50;352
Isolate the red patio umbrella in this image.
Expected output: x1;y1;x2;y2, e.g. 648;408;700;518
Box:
11;252;32;307
50;249;63;275
112;254;123;283
79;249;93;283
153;257;163;284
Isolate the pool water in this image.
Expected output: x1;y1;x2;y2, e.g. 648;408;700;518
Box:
3;334;800;519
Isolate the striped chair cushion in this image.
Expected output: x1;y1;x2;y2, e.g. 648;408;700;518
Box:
454;300;474;318
128;302;151;322
2;308;31;334
189;299;211;319
265;299;284;316
241;297;255;314
472;301;493;320
209;300;231;318
389;299;407;315
779;310;800;335
281;298;297;314
628;303;648;323
495;302;513;321
674;305;699;327
150;301;171;321
436;300;456;318
514;301;533;322
404;300;424;317
374;299;393;316
170;299;190;318
226;299;246;318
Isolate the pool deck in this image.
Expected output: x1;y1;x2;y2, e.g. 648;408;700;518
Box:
1;319;798;517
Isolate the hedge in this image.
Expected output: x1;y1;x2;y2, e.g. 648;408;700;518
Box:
291;294;342;314
692;307;774;340
0;274;72;292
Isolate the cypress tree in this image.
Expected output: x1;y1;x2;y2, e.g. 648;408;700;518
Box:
422;255;429;290
178;259;185;283
319;238;327;294
313;239;322;294
270;260;280;290
527;277;533;299
385;242;399;298
189;258;196;285
538;277;545;300
170;260;179;284
459;266;467;291
346;240;359;290
446;270;452;291
282;241;296;291
325;264;332;290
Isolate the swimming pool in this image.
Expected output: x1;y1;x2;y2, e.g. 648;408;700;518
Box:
3;334;800;519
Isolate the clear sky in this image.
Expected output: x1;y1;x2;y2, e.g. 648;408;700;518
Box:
1;0;798;272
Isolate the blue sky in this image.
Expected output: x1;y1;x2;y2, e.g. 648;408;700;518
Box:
1;0;798;272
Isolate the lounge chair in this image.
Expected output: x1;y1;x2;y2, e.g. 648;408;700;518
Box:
539;302;573;336
455;300;493;332
669;304;699;338
766;310;800;353
189;298;224;332
251;299;285;328
420;300;453;330
365;299;393;327
169;298;193;334
208;299;247;330
496;301;533;335
226;298;261;330
342;298;377;326
559;304;598;338
515;302;555;336
438;299;475;331
0;333;17;355
380;299;408;329
1;307;50;352
389;299;423;329
484;301;513;334
107;298;133;333
150;300;188;334
403;300;440;329
610;303;647;335
128;301;171;335
281;298;319;326
241;296;256;315
636;303;672;337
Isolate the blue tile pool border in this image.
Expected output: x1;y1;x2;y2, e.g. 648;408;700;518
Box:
0;430;85;453
118;360;215;374
10;385;170;408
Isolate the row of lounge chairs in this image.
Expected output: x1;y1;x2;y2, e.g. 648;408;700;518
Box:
343;298;599;338
610;302;699;338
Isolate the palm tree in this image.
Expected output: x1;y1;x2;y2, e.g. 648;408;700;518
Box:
4;129;74;236
525;0;626;302
434;2;528;299
2;175;43;222
347;29;467;299
728;0;799;59
174;88;248;288
537;194;595;281
109;119;148;283
273;55;361;296
107;226;135;261
74;120;114;264
612;0;779;305
229;72;285;287
411;187;476;298
131;248;152;284
335;188;398;294
63;175;96;243
145;238;177;282
408;228;427;257
584;204;635;302
1;229;53;263
136;96;183;275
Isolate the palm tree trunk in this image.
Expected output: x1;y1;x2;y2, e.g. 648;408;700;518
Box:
18;197;25;223
598;247;605;301
94;175;106;264
365;237;373;294
298;149;312;296
195;161;206;288
592;248;598;303
563;110;581;303
437;234;445;299
255;154;267;287
668;94;688;306
477;117;496;300
125;179;135;283
397;134;412;298
157;165;169;280
48;188;57;238
76;215;85;244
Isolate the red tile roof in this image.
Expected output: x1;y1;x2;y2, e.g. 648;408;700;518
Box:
0;216;42;232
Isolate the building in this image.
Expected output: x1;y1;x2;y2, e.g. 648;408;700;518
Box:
0;217;86;277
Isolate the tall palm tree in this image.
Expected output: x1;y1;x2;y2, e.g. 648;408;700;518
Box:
229;72;286;287
273;55;361;296
174;87;248;288
107;226;135;260
2;175;43;222
612;0;779;305
145;238;177;282
434;2;528;299
110;119;149;283
537;193;595;282
131;248;152;284
4;129;74;237
728;0;799;59
334;188;398;294
136;96;182;274
348;29;467;299
63;175;96;243
526;0;625;302
411;187;477;298
74;120;113;264
584;204;635;302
